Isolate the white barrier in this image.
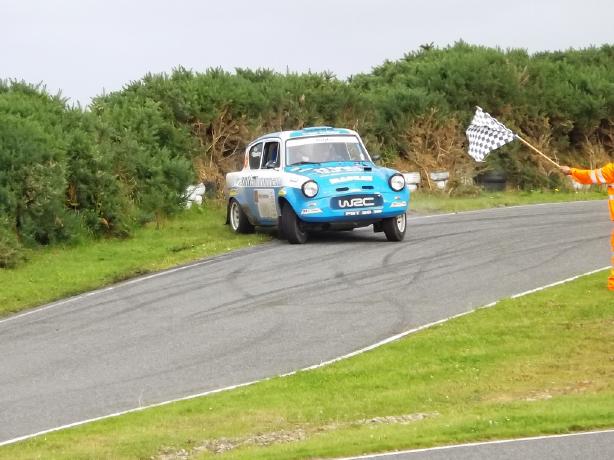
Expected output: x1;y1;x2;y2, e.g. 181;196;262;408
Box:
185;183;207;208
403;172;421;185
429;171;449;190
402;172;421;192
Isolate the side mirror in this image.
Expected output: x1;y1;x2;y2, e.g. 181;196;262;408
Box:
370;154;381;162
264;160;278;169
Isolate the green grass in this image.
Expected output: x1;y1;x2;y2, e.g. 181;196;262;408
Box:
0;205;269;317
2;271;612;459
410;189;606;213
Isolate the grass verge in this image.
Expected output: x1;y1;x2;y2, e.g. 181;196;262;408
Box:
0;205;269;318
2;271;612;459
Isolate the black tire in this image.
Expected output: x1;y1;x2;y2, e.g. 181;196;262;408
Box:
382;213;406;242
228;199;254;234
281;203;308;244
275;216;285;240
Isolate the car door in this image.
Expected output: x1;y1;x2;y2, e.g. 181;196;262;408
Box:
250;139;282;225
229;141;263;225
235;139;281;226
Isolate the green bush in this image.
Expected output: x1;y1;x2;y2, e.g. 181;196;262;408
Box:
0;81;195;260
0;217;24;268
0;106;69;246
1;43;613;267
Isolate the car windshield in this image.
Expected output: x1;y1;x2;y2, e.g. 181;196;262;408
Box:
285;135;369;165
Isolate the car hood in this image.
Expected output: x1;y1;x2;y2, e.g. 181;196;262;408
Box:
284;162;398;196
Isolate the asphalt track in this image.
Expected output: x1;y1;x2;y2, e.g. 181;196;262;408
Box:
343;430;614;459
0;201;612;452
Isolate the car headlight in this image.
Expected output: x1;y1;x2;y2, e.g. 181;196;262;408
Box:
301;180;319;198
389;174;405;191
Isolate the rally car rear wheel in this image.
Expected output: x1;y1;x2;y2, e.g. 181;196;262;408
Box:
382;213;406;242
281;203;308;244
229;199;254;234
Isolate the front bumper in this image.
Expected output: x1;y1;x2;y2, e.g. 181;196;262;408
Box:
285;188;410;223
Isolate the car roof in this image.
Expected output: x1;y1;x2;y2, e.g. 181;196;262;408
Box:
251;126;359;143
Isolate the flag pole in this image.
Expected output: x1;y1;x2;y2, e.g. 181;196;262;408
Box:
514;135;560;167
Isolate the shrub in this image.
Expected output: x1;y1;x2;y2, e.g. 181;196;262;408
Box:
0;217;24;268
2;43;613;266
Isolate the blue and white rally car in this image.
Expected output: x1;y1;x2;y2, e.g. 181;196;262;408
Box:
225;127;409;244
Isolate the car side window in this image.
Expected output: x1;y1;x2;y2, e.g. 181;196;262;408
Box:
248;143;263;169
262;141;280;168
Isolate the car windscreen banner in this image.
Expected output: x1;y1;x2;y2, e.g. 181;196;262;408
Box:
285;135;359;147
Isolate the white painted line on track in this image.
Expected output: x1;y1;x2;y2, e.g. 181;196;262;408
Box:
0;286;115;326
0;378;262;448
284;265;609;374
405;198;606;221
0;265;609;448
0;245;271;326
334;428;614;459
509;266;609;298
0;264;207;326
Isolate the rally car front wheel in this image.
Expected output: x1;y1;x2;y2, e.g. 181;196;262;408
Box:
229;199;254;234
382;213;406;242
281;203;308;244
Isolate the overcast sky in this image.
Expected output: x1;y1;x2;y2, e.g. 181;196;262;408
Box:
2;0;613;106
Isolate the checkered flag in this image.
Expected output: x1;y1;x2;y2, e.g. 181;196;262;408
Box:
466;106;516;162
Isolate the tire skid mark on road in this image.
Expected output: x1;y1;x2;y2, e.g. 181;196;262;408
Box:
0;202;610;447
0;271;610;445
1;202;605;329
